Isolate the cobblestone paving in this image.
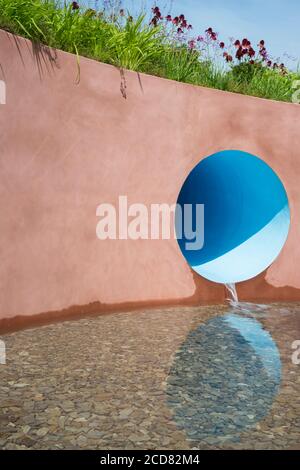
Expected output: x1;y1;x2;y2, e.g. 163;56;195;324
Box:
0;303;299;450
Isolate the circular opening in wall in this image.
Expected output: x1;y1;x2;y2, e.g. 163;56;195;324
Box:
176;150;290;284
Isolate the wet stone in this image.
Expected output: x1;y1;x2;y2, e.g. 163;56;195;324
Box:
0;303;299;449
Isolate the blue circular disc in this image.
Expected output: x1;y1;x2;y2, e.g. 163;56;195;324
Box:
175;150;290;284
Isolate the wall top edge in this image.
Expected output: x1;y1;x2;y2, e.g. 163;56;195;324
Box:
0;28;299;110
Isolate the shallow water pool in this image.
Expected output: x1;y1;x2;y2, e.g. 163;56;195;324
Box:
0;303;299;449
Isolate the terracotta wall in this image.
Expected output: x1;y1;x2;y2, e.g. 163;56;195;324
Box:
1;30;300;331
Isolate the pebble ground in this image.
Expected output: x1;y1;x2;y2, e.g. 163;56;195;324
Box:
0;303;299;450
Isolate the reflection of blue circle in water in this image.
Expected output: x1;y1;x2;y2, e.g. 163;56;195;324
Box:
176;150;290;284
166;314;281;442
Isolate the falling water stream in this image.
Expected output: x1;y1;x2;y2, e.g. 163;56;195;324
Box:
224;283;271;319
225;282;239;304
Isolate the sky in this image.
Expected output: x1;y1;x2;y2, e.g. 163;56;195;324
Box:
120;0;299;70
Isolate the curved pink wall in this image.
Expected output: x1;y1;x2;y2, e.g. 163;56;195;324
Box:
1;31;300;331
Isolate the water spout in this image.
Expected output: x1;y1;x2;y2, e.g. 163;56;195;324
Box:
225;282;238;305
224;285;269;318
